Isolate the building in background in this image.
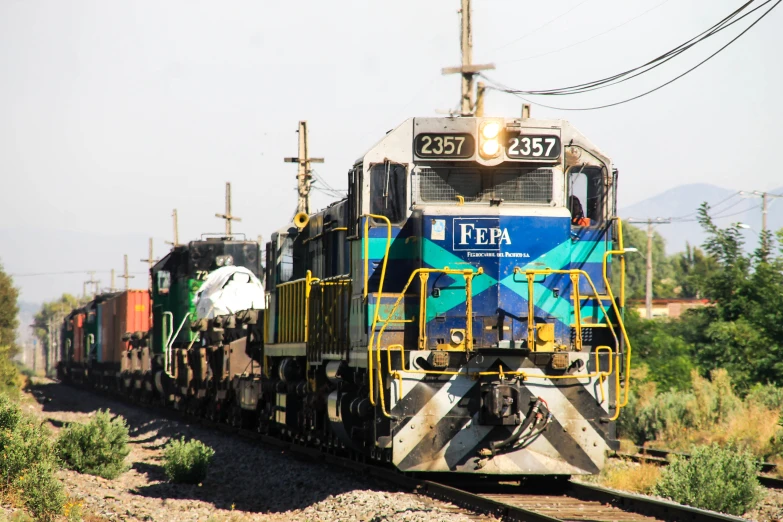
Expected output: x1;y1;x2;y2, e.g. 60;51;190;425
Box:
629;298;710;319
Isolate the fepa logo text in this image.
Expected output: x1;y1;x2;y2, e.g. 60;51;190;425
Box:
454;219;511;250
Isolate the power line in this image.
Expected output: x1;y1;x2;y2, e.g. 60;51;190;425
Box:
493;0;594;51
483;0;780;111
493;0;761;96
11;270;147;278
672;203;761;223
671;193;748;222
670;191;741;221
499;0;673;64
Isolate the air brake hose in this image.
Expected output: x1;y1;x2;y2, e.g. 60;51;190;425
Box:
489;398;549;456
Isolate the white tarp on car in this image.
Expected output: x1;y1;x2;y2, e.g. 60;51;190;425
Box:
194;266;265;319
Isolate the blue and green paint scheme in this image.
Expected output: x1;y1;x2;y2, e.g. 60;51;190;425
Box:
362;214;613;349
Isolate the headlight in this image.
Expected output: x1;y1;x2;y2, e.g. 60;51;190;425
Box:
481;121;500;139
450;329;465;345
481;139;499;157
216;257;224;267
479;120;503;159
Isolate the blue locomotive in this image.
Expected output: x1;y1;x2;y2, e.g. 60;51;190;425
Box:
259;116;633;475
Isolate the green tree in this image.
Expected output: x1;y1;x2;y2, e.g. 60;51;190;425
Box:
0;262;19;354
33;294;87;361
682;203;783;390
669;243;718;298
621;221;675;300
0;262;20;394
624;308;695;391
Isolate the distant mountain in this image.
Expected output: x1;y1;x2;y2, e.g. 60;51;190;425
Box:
620;184;783;254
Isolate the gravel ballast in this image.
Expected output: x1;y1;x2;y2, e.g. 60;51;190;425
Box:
22;380;484;522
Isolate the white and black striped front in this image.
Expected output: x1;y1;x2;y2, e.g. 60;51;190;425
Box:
389;351;617;475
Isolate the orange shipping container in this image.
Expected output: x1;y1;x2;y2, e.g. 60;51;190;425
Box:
73;313;85;363
98;290;151;364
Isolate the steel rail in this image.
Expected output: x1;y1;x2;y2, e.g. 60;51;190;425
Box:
612;446;783;490
568;482;746;522
59;380;747;521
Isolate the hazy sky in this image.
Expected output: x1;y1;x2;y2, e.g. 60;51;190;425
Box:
1;0;781;302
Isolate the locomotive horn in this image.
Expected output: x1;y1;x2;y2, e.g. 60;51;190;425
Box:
294;212;309;230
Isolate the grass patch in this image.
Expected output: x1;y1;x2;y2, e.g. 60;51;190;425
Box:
163;438;215;484
599;461;661;494
57;410;131;479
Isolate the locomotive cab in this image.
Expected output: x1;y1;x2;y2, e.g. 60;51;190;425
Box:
148;236;262;408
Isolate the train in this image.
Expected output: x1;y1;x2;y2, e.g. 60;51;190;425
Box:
58;115;634;477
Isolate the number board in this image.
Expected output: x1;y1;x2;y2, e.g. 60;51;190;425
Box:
506;133;561;160
414;133;475;159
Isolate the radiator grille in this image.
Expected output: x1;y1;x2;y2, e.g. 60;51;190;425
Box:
414;167;554;205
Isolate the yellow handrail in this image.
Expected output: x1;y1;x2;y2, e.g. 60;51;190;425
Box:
276;270;317;343
362;214;393;417
363;214;391;300
368;266;482;418
571;273;583;351
602;246;633;419
512;268;620;351
361;213;631;420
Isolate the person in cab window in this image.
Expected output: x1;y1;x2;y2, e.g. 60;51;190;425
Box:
569;195;591;227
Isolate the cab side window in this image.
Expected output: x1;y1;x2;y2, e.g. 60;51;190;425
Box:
568;166;605;227
370;162;407;224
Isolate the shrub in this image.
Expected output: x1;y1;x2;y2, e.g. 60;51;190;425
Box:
746;383;783;410
0;396;64;521
653;443;762;516
57;410;130;479
618;382;694;445
163;438;215;484
16;461;67;522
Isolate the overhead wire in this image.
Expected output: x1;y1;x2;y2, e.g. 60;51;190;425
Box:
483;0;781;110
493;0;594;51
492;0;760;96
11;270;147;278
669;191;741;221
499;0;673;64
671;203;761;223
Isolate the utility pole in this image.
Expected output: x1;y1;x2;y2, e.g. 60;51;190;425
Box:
739;190;783;233
119;254;134;290
442;0;495;116
284;121;324;215
166;209;180;247
475;81;486;117
47;318;56;376
628;218;672;319
83;271;99;298
110;269;116;292
215;182;241;235
140;238;157;290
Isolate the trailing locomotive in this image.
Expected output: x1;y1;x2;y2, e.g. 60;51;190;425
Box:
60;115;634;478
59;236;262;409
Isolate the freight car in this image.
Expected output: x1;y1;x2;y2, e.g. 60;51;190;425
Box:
61;115;634;478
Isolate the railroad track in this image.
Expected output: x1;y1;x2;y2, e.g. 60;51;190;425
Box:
612;446;783;489
53;381;745;522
